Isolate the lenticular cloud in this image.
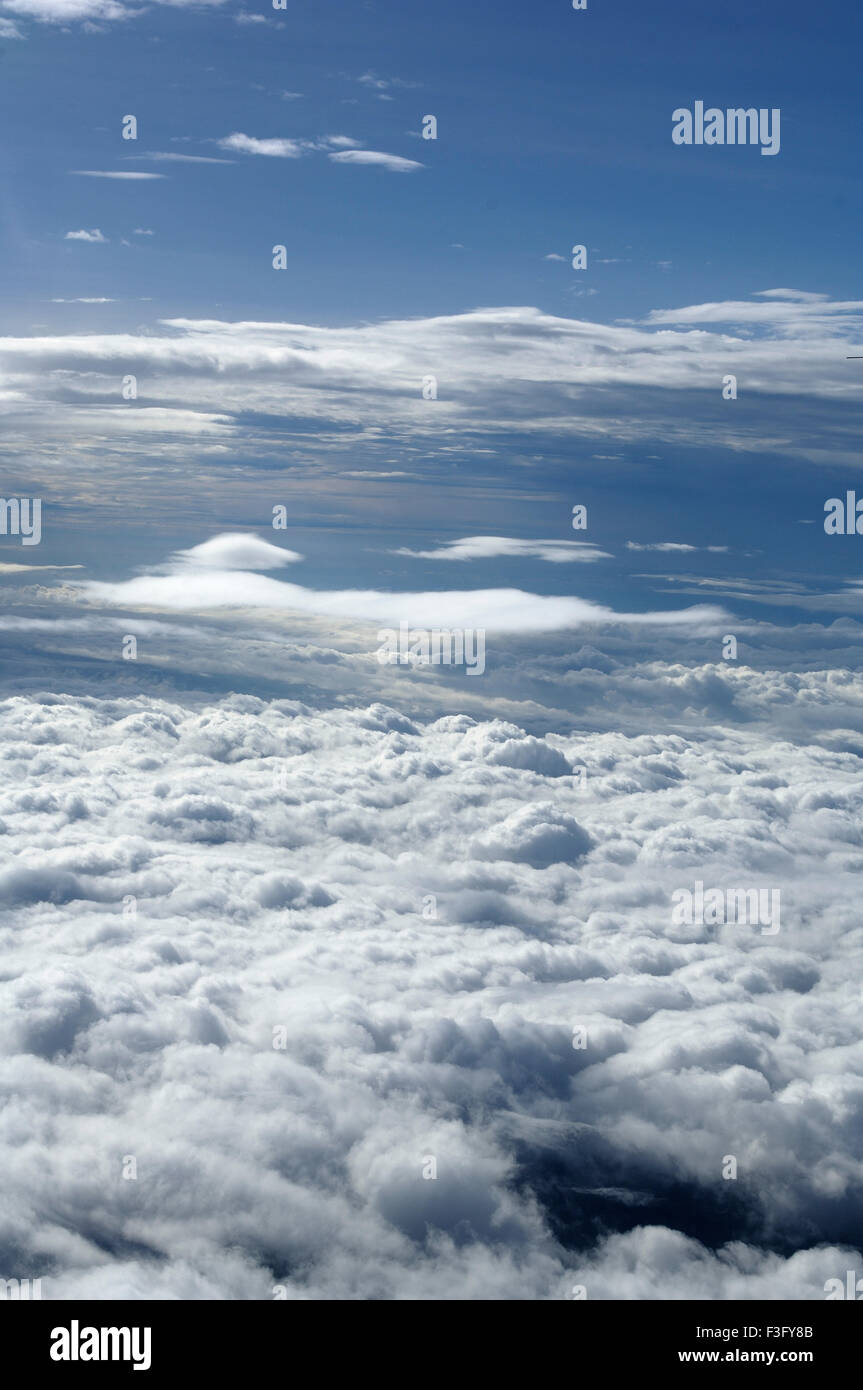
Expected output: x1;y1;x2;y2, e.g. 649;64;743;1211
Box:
0;689;860;1299
73;533;727;635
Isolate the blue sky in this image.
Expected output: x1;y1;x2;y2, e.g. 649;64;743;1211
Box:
3;0;863;326
2;0;863;640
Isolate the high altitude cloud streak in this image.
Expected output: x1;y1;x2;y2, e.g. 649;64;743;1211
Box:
217;133;364;159
2;294;863;477
328;149;424;172
2;0;229;21
393;538;613;563
70;170;166;180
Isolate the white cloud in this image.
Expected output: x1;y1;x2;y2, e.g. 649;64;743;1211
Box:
35;405;234;436
77;570;726;633
643;293;863;328
180;132;380;165
1;294;862;477
340;470;415;479
172;534;304;570
755;289;830;303
627;542;696;553
2;0;128;18
627;543;730;554
357;71;417;92
394;537;613;564
217;133;308;158
328;149;424;173
0;562;83;572
0;681;860;1299
71;170;166;179
2;0;230;18
64;228;107;243
128;152;234;164
70;535;726;634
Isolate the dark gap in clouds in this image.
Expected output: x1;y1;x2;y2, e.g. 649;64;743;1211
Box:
0;1241;54;1282
512;1144;772;1255
72;1229;167;1265
255;1251;297;1284
775;1193;863;1256
513;1139;863;1261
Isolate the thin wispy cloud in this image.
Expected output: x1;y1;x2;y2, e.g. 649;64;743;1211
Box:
394;537;613;564
643;288;863;328
2;0;230;20
756;289;829;303
0;561;83;572
357;71;419;91
1;0;128;19
1;295;858;473
126;152;236;164
328;149;424;172
70;170;166;179
217;132;363;159
626;542;730;553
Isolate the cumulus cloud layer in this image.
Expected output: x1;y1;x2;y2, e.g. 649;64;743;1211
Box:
0;686;861;1299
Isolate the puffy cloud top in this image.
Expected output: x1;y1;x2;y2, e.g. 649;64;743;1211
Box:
173;534;304;570
0;690;860;1298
